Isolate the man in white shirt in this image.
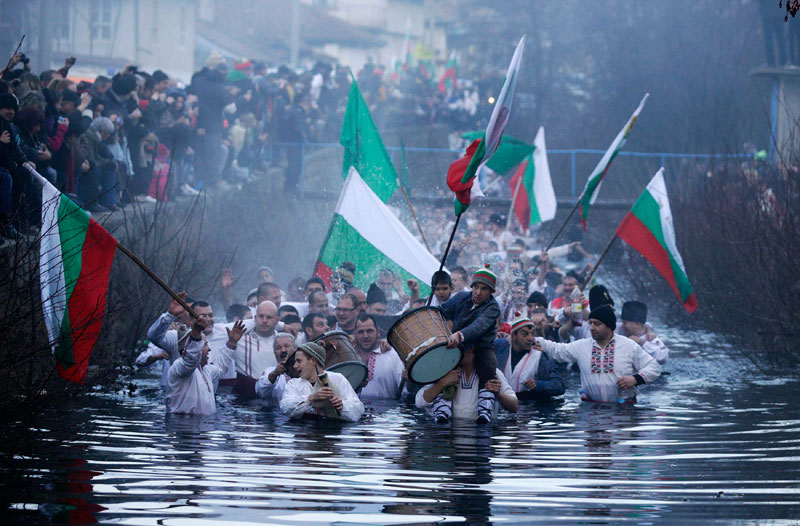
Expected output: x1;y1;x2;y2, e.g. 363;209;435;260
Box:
416;345;518;423
166;318;245;415
135;342;170;389
297;312;329;345
353;314;404;399
233;301;279;398
618;301;669;365
280;342;364;422
255;332;296;406
536;305;662;404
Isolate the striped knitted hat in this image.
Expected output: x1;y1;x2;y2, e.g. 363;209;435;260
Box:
299;342;326;366
471;264;497;291
510;311;534;334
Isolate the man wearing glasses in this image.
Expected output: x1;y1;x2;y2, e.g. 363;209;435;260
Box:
334;293;360;335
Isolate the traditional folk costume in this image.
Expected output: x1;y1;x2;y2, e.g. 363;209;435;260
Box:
233;330;277;399
255;365;290;406
537;306;661;404
165;335;235;415
358;347;405;399
279;343;364;422
437;266;502;423
416;368;516;421
493;314;565;401
135;342;172;390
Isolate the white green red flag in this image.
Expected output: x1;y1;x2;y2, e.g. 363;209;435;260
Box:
36;171;118;383
437;51;457;93
578;93;649;229
509;126;556;231
313;167;440;296
615;168;697;313
447;35;526;216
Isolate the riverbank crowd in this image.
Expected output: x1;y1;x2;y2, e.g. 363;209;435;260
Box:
0;50;489;244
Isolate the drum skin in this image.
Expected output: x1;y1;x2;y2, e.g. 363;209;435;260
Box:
387;306;461;384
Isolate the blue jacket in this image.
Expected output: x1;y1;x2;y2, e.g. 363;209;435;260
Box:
439;291;500;350
493;338;565;400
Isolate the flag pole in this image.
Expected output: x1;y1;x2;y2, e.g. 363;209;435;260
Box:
27;165;198;319
529;198;580;275
505;171;524;231
396;177;430;252
579;235;617;291
2;35;25;77
425;212;462;307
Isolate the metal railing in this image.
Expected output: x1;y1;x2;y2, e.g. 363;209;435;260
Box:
267;142;751;202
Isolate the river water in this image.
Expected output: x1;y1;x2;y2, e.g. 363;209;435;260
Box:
5;328;800;525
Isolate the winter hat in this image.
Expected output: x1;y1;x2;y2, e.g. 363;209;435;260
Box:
588;284;614;311
510;311;534;334
299;341;326;366
366;283;387;305
111;74;137;96
234;58;253;71
471;264;497;291
621;301;647;324
0;93;19;111
527;291;548;308
206;50;225;69
589;304;617;331
226;69;248;84
336;268;354;285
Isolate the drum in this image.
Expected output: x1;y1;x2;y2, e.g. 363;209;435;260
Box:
285;331;368;391
387;306;461;384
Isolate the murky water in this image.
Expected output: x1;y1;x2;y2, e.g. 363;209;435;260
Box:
5;329;800;525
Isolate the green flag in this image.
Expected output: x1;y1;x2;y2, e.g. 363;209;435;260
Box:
340;78;398;202
460;131;534;175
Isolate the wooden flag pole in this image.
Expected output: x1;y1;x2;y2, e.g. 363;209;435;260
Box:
114;243;198;319
580;235;617;292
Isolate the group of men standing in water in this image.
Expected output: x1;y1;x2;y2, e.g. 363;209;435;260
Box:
138;262;668;423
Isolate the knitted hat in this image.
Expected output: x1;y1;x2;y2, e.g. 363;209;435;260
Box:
527;291;547;308
0;93;18;111
589;304;617;331
510;311;534;334
588;284;614;311
206;50;225;69
226;69;248;84
471;264;497;291
299;341;326;366
234;58;253;71
621;301;647;324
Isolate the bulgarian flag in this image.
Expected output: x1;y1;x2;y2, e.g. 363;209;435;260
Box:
437;51;457;93
509;126;556;231
615;168;697;313
314;167;440;296
447;35;526;216
36;171;117;383
340;76;398;202
578;93;649;230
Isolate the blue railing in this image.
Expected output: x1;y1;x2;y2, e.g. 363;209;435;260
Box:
269;142;751;200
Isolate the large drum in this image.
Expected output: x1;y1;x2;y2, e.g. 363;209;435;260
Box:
286;331;368;391
387;306;461;384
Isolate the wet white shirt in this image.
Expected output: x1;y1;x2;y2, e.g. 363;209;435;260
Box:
135;342;172;390
166;337;235;415
537;335;661;403
255;365;290;406
416;369;516;420
280;371;365;422
236;331;277;379
359;347;405;400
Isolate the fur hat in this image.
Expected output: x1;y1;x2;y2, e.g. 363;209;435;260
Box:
589;304;616;331
589;284;614;311
621;301;647;324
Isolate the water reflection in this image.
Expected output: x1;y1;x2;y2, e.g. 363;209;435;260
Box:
3;337;800;525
